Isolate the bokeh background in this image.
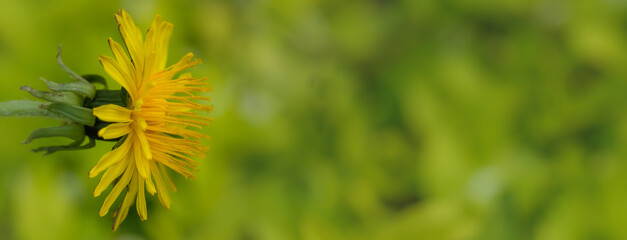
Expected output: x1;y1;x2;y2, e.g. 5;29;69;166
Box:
1;0;627;239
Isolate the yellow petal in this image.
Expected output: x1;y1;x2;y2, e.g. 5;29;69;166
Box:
99;55;137;100
112;171;139;231
115;10;145;81
134;136;151;179
136;130;156;195
135;125;152;160
108;38;136;81
136;175;148;221
150;161;171;208
156;21;173;70
169;52;199;73
93;104;132;123
98;122;132;140
89;137;132;179
143;15;161;80
178;73;192;79
159;163;178;192
150;52;200;83
145;176;156;195
93;159;128;197
99;160;134;217
143;14;173;81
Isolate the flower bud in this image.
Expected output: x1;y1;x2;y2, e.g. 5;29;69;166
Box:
0;45;124;154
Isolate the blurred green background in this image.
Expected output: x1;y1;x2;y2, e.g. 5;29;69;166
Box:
2;0;627;239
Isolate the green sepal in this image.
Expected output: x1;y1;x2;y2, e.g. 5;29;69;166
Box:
84;90;125;109
82;74;108;90
120;88;129;106
31;137;95;155
22;123;85;144
54;45;96;98
45;102;96;126
42;78;96;99
20;85;81;105
56;45;89;82
83;89;127;141
0;100;63;118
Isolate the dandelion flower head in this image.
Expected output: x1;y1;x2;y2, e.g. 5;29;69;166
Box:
89;10;212;230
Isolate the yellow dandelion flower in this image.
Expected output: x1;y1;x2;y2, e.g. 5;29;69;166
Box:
89;10;212;231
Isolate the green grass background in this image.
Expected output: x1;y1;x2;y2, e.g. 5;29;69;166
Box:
2;0;627;239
